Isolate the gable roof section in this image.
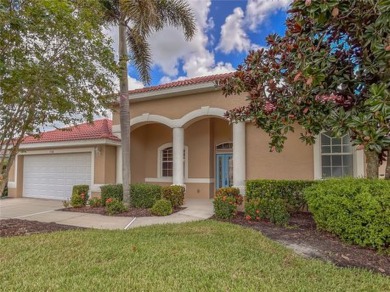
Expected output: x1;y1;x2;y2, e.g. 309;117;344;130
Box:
22;119;120;144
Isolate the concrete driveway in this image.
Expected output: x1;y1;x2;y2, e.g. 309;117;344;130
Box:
0;197;214;230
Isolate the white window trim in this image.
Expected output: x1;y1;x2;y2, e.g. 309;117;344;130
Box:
313;134;365;179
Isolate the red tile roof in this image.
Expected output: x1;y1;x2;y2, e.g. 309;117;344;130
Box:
128;72;234;95
22;119;120;144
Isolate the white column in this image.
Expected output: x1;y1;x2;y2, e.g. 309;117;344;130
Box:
233;121;246;194
172;127;184;185
116;146;123;184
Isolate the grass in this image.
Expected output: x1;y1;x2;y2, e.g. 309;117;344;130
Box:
1;220;389;291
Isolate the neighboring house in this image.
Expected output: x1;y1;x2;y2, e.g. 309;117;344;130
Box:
7;73;386;200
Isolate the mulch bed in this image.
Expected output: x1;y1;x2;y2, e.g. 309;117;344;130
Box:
217;212;390;276
0;219;84;237
59;206;185;217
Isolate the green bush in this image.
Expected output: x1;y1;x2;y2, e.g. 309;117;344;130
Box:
105;198;127;215
130;183;161;208
304;178;390;250
245;198;289;226
88;197;102;208
100;184;123;206
162;185;185;208
70;185;89;207
246;180;315;213
213;187;243;219
150;199;173;216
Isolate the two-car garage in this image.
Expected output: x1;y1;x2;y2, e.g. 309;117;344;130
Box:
23;153;92;200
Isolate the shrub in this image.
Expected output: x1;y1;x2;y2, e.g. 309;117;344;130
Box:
304;178;390;250
130;183;161;208
150;199;173;216
245;198;289;226
89;197;102;208
62;200;70;208
105;198;127;215
162;185;185;208
213;187;243;219
70;185;89;208
100;184;123;206
246;179;315;213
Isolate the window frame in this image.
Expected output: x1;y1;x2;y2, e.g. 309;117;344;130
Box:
313;133;364;179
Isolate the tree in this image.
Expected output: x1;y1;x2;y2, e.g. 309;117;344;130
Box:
221;0;390;179
0;0;117;194
100;0;196;205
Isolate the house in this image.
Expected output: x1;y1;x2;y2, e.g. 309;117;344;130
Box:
7;73;387;200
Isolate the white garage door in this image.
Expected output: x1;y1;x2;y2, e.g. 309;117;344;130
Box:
23;153;92;200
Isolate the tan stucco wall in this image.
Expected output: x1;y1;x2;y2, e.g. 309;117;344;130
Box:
87;145;116;185
130;126;146;183
246;124;314;180
8;155;24;198
112;90;246;126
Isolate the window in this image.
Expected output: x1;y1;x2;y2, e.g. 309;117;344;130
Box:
161;147;173;177
321;132;353;178
216;142;233;151
160;145;187;178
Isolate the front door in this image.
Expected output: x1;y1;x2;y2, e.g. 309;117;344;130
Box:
216;153;233;189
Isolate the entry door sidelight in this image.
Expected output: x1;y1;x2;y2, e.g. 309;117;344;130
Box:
216;153;233;189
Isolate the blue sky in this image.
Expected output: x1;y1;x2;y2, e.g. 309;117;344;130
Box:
108;0;291;88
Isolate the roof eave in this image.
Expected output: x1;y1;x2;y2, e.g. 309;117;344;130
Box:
128;82;220;103
19;138;121;150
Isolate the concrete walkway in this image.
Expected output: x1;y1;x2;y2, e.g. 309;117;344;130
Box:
0;198;214;230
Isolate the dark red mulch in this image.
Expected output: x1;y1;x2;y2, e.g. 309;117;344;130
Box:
216;212;390;276
0;219;85;237
58;206;185;217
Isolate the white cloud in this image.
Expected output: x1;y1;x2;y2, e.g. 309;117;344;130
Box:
217;7;251;54
128;76;144;90
148;0;234;79
246;0;291;31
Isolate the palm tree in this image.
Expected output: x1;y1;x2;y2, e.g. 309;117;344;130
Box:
100;0;196;205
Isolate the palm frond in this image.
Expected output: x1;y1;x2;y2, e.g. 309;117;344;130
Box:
126;27;152;85
153;0;196;40
99;0;120;24
120;0;158;35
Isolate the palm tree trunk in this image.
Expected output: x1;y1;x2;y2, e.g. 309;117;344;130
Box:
385;150;390;180
119;22;131;206
365;149;379;179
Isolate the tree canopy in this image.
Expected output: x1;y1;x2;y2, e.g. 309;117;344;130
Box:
221;0;390;178
0;0;118;193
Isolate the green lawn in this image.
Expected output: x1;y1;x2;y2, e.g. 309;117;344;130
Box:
1;221;389;291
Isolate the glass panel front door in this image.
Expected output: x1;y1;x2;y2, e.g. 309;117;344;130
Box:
216;153;233;189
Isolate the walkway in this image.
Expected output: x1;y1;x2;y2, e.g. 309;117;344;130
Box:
0;198;214;230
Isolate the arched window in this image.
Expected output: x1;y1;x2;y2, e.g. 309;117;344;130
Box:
158;144;187;178
216;142;233;151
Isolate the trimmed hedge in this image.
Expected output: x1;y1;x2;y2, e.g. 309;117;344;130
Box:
162;185;185;208
130;183;162;208
100;184;123;206
246;179;316;212
304;178;390;250
245;197;289;226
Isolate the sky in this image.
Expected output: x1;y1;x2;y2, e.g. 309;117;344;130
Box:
106;0;292;89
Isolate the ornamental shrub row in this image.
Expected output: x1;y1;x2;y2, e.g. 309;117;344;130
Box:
304;178;390;250
99;183;185;209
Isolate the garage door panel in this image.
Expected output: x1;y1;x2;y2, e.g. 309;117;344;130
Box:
23;153;92;200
